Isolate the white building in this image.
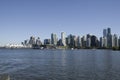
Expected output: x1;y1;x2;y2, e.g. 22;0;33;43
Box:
103;37;107;47
61;32;66;46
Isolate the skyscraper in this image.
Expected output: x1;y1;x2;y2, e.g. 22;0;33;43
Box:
81;35;86;48
100;37;107;48
100;37;103;47
103;37;107;47
107;28;112;48
44;39;51;45
86;38;91;47
77;36;81;48
86;34;91;47
91;35;98;47
103;29;107;37
61;32;66;46
119;37;120;48
29;36;35;45
36;37;42;45
51;33;58;45
107;28;111;34
67;34;74;48
112;34;118;47
73;35;77;47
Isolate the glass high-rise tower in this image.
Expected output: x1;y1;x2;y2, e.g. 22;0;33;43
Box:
107;28;112;48
103;29;107;37
107;28;111;34
51;33;58;45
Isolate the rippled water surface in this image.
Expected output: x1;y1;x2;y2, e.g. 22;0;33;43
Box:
0;49;120;80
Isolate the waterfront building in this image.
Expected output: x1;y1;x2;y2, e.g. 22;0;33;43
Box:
100;37;107;48
21;39;32;48
103;29;107;37
66;37;68;46
22;39;29;45
29;36;36;45
58;39;62;46
86;34;91;48
5;44;25;48
86;38;91;48
107;28;111;34
36;37;42;45
112;35;115;47
100;37;102;47
67;35;71;46
102;28;112;48
44;39;51;45
51;33;58;45
81;35;86;48
25;40;29;45
81;38;83;48
91;35;98;48
61;32;66;46
67;34;74;48
119;37;120;48
100;37;104;47
107;34;112;48
81;36;84;48
73;35;77;48
114;34;119;47
77;36;81;48
107;28;112;48
103;37;107;48
112;34;118;47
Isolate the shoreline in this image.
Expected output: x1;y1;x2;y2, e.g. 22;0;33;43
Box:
0;47;120;51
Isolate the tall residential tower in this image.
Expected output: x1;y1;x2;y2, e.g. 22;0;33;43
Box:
61;32;66;46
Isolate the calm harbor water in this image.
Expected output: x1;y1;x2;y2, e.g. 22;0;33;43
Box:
0;49;120;80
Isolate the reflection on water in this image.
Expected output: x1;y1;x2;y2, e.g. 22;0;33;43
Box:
0;49;120;80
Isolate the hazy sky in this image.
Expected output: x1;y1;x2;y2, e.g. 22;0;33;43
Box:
0;0;120;45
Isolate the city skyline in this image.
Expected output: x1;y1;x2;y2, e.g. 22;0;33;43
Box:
2;27;120;50
1;27;120;45
19;27;120;50
1;0;120;45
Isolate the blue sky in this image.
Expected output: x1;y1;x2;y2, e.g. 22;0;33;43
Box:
0;0;120;45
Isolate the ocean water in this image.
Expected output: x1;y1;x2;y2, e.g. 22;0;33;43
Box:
0;49;120;80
